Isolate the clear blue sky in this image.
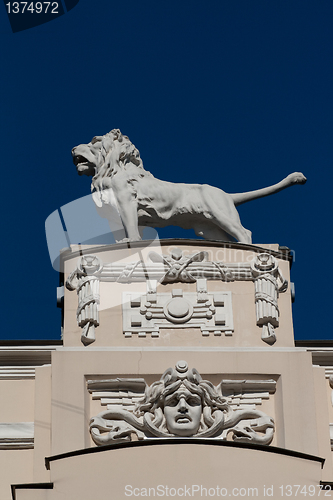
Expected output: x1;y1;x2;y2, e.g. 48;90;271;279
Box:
1;0;332;341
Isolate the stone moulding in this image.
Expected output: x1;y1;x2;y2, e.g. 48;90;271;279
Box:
0;367;36;379
0;422;34;449
88;361;276;446
66;249;287;346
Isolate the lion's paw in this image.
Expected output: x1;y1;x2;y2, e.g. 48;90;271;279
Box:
288;172;307;185
117;237;142;243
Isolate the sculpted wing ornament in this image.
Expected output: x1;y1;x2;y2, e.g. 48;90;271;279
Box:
72;129;306;244
219;379;276;444
88;378;147;444
89;361;275;446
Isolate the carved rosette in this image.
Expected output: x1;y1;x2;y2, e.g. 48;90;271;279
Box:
88;361;276;446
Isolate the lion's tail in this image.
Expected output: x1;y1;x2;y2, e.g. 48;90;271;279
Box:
230;172;307;206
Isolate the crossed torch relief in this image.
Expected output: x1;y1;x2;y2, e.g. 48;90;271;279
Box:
89;361;275;446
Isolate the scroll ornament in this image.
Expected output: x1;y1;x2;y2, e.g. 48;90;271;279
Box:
89;361;275;446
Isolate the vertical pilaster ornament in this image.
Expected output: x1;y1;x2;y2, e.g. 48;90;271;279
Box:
251;253;288;345
66;255;102;346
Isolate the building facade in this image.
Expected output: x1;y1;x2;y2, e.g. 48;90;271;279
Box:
1;239;333;500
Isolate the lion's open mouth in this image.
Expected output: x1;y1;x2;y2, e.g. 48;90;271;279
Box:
73;154;96;176
73;154;89;167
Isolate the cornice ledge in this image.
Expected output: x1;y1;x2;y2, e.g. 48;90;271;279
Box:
59;239;292;264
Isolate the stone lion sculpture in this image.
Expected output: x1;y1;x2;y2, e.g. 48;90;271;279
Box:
72;129;306;243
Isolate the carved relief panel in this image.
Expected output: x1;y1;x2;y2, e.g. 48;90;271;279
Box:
66;248;288;346
122;280;233;338
88;361;276;446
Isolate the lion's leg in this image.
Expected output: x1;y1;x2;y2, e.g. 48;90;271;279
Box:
112;178;142;242
120;210;142;241
201;187;253;244
209;207;252;243
213;217;252;244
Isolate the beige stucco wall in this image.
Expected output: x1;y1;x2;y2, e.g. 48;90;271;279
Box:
4;241;333;499
5;346;331;500
16;444;323;500
33;365;52;483
0;449;34;500
0;379;35;499
0;379;35;422
312;366;333;480
15;491;47;500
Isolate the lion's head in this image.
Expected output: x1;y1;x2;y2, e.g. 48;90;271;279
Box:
72;129;148;190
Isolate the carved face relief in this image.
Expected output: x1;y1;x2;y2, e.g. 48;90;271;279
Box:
89;361;276;446
164;387;202;437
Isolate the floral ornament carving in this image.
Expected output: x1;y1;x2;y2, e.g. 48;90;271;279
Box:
89;361;275;446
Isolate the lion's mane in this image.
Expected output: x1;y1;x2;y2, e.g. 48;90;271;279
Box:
91;129;152;193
